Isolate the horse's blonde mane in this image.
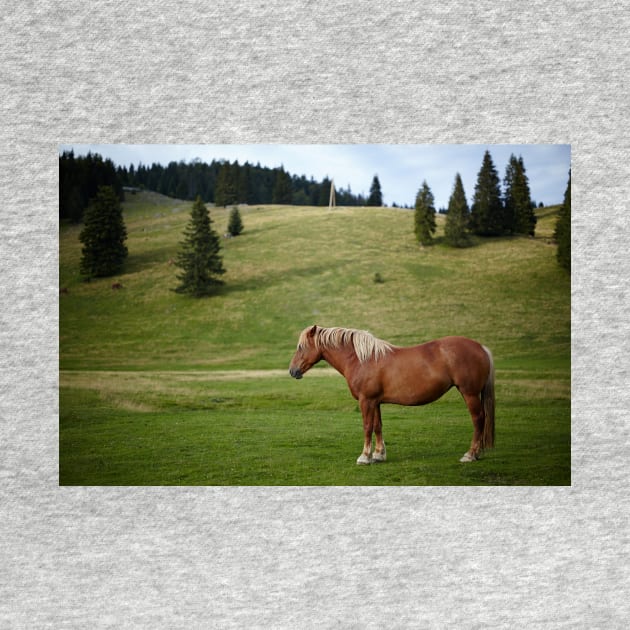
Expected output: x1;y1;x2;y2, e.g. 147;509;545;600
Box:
298;326;393;363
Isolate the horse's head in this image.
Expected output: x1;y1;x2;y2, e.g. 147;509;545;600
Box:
289;325;322;379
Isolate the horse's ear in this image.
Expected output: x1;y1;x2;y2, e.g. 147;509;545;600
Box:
308;325;318;337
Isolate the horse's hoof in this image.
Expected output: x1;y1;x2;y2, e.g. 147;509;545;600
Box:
459;452;478;463
372;451;386;463
356;454;372;465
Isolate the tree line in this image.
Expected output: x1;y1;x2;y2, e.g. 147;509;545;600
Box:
59;151;123;223
60;151;385;223
414;149;571;269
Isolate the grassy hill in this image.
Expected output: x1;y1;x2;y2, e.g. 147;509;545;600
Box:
59;193;570;485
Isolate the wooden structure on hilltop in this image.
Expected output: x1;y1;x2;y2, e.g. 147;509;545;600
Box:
328;179;336;209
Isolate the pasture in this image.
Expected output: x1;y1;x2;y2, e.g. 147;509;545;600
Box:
59;193;570;485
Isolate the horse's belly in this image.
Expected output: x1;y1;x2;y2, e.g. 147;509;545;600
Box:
383;389;451;406
381;370;452;406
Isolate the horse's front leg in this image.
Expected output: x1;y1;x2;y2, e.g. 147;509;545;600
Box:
357;397;377;465
372;404;386;463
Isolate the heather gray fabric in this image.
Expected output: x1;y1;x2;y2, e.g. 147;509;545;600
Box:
2;2;629;627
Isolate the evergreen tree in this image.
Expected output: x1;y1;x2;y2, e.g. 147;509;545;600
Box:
174;196;225;296
554;171;571;271
163;161;179;197
79;186;128;278
414;180;437;246
504;155;536;236
272;166;293;204
367;175;383;206
238;163;252;204
227;206;244;236
502;156;517;233
214;162;238;207
444;174;471;248
59;151;123;222
66;186;84;224
470;150;504;235
318;177;332;206
292;190;310;205
176;178;188;200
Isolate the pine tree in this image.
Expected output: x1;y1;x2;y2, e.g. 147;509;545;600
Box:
504;155;536;236
367;175;383;206
444;174;470;248
317;177;332;206
238;163;252;204
79;185;128;278
414;180;437;246
174;196;225;296
272;166;293;204
66;186;83;224
502;156;517;233
470;150;504;236
214;162;238;207
228;206;244;236
59;150;123;223
554;171;571;271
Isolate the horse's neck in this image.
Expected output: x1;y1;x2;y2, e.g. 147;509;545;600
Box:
321;344;357;377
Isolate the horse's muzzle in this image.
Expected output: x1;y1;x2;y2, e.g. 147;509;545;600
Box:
289;367;303;379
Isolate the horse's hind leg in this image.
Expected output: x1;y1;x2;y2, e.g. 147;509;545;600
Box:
460;393;485;463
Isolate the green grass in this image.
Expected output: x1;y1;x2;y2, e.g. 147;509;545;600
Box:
59;193;570;485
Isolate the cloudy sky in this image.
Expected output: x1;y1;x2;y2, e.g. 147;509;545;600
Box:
59;144;571;209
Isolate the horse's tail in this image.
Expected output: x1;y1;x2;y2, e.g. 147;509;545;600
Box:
481;346;495;449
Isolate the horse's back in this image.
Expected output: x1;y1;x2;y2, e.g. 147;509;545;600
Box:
430;335;487;356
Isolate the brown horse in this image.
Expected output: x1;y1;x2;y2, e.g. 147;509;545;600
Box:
289;325;495;464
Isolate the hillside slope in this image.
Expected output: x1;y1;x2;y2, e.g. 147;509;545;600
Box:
60;193;569;372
